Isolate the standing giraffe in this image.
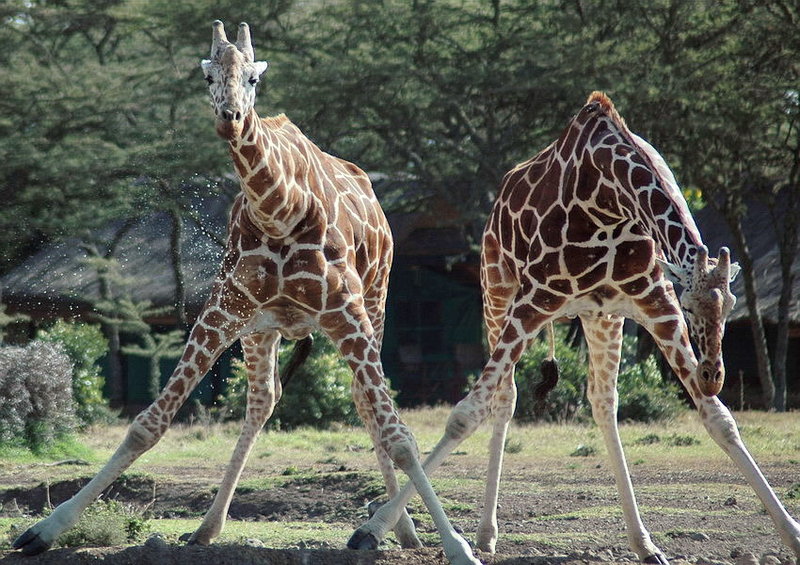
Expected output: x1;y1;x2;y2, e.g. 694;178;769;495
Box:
349;92;800;562
14;21;480;565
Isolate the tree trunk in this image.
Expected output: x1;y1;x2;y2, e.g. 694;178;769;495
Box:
105;326;125;406
727;217;775;409
169;208;187;327
773;264;792;412
772;168;800;411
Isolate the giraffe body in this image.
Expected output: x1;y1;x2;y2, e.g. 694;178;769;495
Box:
14;21;479;565
352;92;800;562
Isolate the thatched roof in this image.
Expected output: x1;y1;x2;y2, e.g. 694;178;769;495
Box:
3;185;794;326
0;191;475;321
0;198;230;320
693;195;799;325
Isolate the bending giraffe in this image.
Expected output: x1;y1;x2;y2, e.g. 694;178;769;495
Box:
14;21;480;565
349;92;800;562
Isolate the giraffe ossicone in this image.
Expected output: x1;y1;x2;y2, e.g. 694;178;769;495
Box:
353;91;800;563
13;20;480;565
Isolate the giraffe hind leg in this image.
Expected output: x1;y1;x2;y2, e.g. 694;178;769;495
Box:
582;315;668;564
350;301;551;558
350;378;421;549
328;303;478;564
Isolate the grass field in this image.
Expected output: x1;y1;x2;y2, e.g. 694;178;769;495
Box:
2;406;800;562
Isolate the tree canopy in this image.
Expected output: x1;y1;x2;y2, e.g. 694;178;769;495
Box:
1;0;798;406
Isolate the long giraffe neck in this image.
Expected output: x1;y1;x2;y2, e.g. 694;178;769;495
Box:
228;109;311;239
569;96;705;274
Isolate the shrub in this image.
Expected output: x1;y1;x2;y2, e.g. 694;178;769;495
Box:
513;325;588;423
37;320;116;427
513;324;686;423
216;333;360;430
0;341;76;450
616;346;685;423
52;498;149;548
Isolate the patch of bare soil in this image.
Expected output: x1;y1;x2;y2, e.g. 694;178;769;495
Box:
1;459;798;564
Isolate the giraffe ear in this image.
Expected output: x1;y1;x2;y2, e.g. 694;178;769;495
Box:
253;61;269;77
656;258;689;287
729;262;741;282
201;59;212;73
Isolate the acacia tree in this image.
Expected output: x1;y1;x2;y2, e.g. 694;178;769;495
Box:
2;0;798;409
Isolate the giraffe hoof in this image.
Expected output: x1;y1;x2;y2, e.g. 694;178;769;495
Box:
347;527;380;550
643;553;670;565
179;532;208;546
13;528;52;556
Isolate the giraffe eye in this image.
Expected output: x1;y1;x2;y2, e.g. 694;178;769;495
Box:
205;75;214;84
248;76;258;86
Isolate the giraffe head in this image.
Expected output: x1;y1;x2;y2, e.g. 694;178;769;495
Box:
659;246;740;396
200;21;269;140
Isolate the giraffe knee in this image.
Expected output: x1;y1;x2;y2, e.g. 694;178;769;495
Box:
445;404;482;442
124;420;161;453
700;401;741;447
490;388;517;423
387;437;419;473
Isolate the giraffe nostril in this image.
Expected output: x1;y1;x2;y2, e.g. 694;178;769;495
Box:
701;366;722;384
220;108;241;122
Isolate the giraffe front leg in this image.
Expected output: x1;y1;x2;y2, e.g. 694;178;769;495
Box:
12;419;161;555
639;295;800;559
352;306;547;559
187;331;281;546
14;314;236;555
697;396;800;557
583;316;667;564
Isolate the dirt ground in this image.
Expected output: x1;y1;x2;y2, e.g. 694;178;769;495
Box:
1;451;798;565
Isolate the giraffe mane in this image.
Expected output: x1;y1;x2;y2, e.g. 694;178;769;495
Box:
586;91;626;129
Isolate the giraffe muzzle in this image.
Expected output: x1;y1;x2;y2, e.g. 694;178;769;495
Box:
215;111;244;139
698;360;724;397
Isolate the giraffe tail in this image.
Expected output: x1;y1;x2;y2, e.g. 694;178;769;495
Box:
280;335;314;387
533;323;559;401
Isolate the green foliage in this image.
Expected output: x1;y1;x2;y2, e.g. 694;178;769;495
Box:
216;333;359;430
616;355;685;424
786;483;800;500
51;499;149;549
37;320;116;427
513;324;685;424
0;341;76;451
570;444;597;457
513;326;588;423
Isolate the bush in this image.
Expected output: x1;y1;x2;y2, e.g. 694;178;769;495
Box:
514;325;588;423
0;341;76;450
514;324;686;423
616;341;685;423
216;333;360;430
53;498;149;548
37;320;116;427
